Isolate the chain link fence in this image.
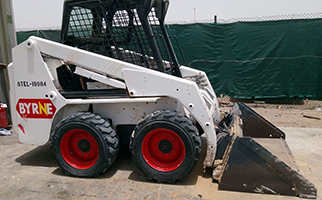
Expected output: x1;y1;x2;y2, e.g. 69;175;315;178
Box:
167;12;322;110
166;12;322;24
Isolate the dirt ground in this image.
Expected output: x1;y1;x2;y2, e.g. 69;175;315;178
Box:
0;106;321;200
221;105;322;129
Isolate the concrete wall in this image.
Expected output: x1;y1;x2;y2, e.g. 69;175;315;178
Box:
0;0;17;123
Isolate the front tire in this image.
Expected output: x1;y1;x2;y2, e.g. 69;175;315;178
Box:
51;112;119;177
130;110;201;183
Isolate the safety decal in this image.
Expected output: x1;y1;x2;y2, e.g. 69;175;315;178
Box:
16;99;56;119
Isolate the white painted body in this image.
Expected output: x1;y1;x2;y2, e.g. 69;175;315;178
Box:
8;36;220;168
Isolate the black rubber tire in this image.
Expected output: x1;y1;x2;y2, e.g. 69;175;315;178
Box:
51;112;119;177
130;110;201;183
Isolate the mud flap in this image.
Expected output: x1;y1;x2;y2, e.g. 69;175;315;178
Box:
215;103;317;198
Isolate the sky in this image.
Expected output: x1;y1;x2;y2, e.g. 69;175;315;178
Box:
12;0;322;30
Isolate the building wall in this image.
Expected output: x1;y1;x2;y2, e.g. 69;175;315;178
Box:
0;0;16;123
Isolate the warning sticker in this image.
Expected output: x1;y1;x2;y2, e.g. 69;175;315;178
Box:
16;99;56;119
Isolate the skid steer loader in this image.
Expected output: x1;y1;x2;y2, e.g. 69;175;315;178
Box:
8;0;316;198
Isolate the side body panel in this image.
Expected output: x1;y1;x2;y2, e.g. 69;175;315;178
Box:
8;41;67;145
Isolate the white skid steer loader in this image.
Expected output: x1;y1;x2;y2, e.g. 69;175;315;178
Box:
8;0;316;198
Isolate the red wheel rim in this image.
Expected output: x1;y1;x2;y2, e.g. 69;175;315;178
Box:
60;129;99;169
142;128;186;172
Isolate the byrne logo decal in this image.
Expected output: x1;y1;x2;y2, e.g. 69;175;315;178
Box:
16;99;57;119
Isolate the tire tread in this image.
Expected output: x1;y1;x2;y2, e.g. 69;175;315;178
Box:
130;110;201;183
51;112;119;177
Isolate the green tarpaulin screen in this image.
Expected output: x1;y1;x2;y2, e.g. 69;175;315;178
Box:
16;18;322;100
16;30;61;44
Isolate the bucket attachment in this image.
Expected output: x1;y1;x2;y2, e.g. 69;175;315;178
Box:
214;102;317;198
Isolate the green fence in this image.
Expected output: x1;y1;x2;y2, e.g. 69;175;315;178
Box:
17;30;61;44
17;18;322;100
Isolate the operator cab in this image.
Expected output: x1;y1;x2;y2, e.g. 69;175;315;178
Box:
60;0;182;76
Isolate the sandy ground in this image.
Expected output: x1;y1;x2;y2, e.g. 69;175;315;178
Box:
0;106;321;200
221;105;322;129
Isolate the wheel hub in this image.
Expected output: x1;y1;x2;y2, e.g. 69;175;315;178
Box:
60;129;99;169
158;139;173;154
78;139;91;152
141;128;186;172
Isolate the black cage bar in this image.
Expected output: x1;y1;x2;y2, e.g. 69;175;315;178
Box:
61;0;181;76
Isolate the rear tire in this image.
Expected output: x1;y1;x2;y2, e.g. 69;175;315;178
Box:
51;112;119;177
130;110;201;183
